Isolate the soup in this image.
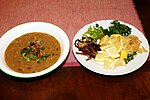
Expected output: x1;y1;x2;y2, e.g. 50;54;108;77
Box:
5;32;61;73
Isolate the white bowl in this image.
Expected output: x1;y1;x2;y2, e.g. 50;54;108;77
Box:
0;22;70;78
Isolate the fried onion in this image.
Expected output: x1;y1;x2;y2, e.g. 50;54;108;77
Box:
74;37;101;60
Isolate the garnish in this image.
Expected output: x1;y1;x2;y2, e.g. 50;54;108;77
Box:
20;41;50;63
40;53;50;61
40;47;45;51
82;20;131;42
74;37;101;60
124;52;137;64
22;53;30;62
104;20;131;36
82;24;104;42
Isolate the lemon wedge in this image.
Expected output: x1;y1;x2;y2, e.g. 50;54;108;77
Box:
99;35;108;45
113;42;123;52
120;49;128;59
100;44;112;51
111;34;121;37
108;36;120;44
105;46;120;58
95;51;108;62
104;57;116;69
115;58;126;66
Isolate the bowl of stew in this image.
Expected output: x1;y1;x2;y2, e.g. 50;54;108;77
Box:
0;22;70;78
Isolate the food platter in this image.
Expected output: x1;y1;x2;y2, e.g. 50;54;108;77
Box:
73;20;149;76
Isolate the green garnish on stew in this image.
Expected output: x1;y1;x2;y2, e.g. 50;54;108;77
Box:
20;41;50;63
40;53;50;61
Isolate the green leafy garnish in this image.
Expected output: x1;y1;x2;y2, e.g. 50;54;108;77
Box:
29;54;37;60
20;47;33;55
106;20;131;36
20;41;50;63
40;47;45;51
40;53;50;61
124;52;137;64
22;53;30;62
82;20;131;43
36;59;40;63
83;24;104;42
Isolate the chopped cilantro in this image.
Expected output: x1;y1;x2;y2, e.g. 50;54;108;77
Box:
40;47;45;51
106;20;131;36
40;53;50;61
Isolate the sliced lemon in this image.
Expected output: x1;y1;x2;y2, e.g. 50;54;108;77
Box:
104;57;116;69
100;44;112;51
108;36;120;44
99;35;108;45
115;58;126;66
113;42;123;52
111;34;121;37
95;51;108;62
99;36;105;45
120;50;128;59
105;46;120;58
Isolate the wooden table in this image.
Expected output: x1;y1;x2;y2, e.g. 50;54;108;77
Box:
0;0;150;99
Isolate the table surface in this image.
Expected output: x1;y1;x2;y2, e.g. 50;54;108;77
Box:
0;0;150;100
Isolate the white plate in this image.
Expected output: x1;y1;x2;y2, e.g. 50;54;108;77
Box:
0;22;70;78
73;20;149;76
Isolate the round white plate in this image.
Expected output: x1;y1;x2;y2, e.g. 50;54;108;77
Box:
0;22;70;78
73;20;149;76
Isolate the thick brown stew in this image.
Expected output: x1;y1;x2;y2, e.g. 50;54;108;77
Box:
5;32;61;73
